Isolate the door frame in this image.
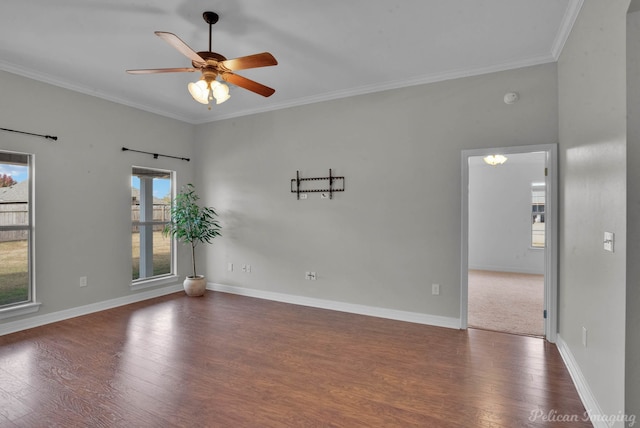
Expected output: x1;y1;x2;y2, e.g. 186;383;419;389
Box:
460;144;558;342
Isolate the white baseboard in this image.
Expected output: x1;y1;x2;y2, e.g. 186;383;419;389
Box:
0;284;183;336
210;283;461;330
1;281;461;336
468;264;545;275
556;334;607;428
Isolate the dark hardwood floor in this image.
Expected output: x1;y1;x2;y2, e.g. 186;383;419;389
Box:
0;292;590;427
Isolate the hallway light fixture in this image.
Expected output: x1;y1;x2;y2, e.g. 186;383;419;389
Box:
483;154;508;166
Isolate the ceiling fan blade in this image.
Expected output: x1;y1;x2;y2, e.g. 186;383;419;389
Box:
155;31;205;65
220;52;277;71
221;72;275;97
126;68;199;74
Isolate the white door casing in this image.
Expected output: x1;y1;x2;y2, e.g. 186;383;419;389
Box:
460;144;558;342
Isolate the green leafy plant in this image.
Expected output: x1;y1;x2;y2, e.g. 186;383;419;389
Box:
163;184;221;278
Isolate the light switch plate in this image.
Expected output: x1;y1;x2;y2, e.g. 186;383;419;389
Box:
604;232;614;252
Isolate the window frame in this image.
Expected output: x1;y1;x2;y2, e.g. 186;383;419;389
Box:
531;184;546;249
0;150;40;319
131;166;177;289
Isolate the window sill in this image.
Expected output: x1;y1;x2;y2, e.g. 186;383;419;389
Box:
131;274;180;291
0;302;42;321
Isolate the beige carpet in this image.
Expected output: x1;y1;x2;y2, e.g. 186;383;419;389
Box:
468;269;544;337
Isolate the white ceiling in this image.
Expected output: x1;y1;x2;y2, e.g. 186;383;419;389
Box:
0;1;581;124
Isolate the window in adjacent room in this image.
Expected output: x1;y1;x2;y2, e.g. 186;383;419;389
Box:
0;151;33;309
131;167;174;282
531;184;545;248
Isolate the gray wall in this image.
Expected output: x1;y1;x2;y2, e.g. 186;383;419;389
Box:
558;0;629;422
627;4;640;422
194;63;558;320
0;70;195;320
468;152;546;274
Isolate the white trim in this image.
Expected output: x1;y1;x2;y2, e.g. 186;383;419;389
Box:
0;302;41;320
556;335;607;428
131;274;179;291
0;62;192;124
210;283;460;330
197;55;556;124
467;264;544;276
551;0;584;60
461;144;558;342
544;145;559;342
0;54;556;126
0;283;182;336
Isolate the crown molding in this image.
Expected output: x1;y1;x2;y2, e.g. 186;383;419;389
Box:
196;54;557;124
551;0;584;60
0;60;194;123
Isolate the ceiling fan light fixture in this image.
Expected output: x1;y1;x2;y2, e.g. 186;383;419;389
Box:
213;82;230;104
188;77;230;106
188;79;209;104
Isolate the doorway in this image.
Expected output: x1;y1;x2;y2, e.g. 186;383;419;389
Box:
460;144;557;342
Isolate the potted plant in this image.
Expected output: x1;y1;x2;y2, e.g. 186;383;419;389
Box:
163;183;221;296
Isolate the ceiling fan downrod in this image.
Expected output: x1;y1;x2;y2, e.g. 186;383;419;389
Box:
202;11;219;53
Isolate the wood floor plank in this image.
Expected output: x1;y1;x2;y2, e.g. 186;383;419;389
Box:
0;292;591;427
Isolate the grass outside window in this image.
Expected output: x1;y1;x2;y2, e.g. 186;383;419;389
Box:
0;238;29;306
131;230;172;280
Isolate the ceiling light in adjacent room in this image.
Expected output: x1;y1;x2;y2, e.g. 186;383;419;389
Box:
483;154;508;166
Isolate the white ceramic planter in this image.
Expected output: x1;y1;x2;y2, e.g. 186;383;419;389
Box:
183;275;207;297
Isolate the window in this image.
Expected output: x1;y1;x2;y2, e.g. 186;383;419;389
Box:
131;167;174;282
531;185;545;248
0;151;33;309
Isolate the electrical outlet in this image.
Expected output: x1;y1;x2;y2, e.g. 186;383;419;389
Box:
79;276;88;288
432;283;440;295
300;194;308;199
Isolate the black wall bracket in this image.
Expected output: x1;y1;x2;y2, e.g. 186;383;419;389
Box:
291;169;345;200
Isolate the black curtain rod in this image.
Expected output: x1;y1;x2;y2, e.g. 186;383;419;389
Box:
1;127;58;141
122;147;190;162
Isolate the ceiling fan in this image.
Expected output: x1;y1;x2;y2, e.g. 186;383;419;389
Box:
126;11;277;108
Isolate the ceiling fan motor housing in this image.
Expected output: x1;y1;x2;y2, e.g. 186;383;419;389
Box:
194;52;228;82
